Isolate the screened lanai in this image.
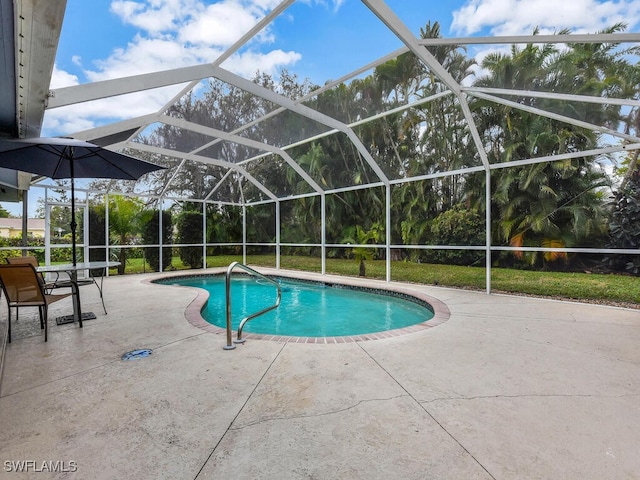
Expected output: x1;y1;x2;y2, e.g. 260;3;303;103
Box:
2;5;640;477
2;0;640;293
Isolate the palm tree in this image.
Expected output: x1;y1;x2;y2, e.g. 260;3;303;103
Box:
98;195;145;275
342;223;383;276
471;30;617;267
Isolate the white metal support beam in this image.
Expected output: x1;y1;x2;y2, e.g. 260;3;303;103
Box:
157;114;325;194
47;64;218;109
204;169;234;202
129;143;279;202
385;184;391;282
190;45;411;155
321;193;326;275
465;87;640;108
362;0;491;170
485;169;491;294
158;159;188;199
71;113;158;143
489;143;640;170
471;91;640;144
13;0;66;138
419;32;640;46
147;0;296;140
39;3;260;118
211;67;391;186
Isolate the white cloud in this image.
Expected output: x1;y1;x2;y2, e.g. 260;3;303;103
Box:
222;49;302;78
298;0;344;13
451;0;640;36
178;1;264;46
50;65;80;89
87;35;213;81
110;0;201;34
44;108;100;134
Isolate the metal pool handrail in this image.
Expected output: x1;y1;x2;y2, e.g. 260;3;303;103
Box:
224;262;282;350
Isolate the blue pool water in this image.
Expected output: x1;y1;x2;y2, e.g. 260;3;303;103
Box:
162;275;434;337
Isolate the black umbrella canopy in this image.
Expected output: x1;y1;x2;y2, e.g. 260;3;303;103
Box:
0;137;163;179
0;137;165;266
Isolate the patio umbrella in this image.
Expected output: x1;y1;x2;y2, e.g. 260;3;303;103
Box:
0;137;165;266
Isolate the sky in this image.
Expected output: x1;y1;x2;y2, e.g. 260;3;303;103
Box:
43;0;640;137
5;0;640;216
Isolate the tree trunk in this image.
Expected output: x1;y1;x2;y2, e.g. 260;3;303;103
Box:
118;247;126;275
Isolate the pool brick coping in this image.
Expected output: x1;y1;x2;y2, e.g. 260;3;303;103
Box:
149;269;451;344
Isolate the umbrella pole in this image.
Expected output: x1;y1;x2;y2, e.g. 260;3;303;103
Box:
68;154;84;328
70;162;78;267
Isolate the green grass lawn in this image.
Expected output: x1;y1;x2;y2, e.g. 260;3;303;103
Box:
116;254;639;307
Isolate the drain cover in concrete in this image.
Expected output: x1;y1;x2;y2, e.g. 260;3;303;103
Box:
121;349;153;360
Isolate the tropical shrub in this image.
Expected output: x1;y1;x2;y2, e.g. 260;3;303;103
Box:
142;210;173;271
88;206;107;264
605;171;640;275
176;210;203;268
424;204;486;266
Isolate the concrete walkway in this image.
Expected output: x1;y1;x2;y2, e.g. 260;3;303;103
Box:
0;269;638;479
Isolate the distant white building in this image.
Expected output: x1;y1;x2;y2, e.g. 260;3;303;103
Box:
0;218;46;238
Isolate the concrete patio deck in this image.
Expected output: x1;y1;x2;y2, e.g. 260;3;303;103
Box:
0;268;638;479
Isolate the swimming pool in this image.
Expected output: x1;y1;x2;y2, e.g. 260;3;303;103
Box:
158;274;437;338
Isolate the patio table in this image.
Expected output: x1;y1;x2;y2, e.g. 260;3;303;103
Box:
36;261;120;326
